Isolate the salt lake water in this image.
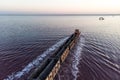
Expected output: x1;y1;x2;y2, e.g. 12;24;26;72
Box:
0;15;120;80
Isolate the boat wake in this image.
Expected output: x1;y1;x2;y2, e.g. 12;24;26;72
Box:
4;37;68;80
55;33;120;80
4;33;120;80
71;36;85;80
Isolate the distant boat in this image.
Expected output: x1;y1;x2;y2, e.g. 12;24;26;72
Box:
99;17;104;20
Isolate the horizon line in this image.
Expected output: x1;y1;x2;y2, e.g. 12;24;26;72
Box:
0;13;120;16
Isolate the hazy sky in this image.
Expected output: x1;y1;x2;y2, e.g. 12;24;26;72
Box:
0;0;120;14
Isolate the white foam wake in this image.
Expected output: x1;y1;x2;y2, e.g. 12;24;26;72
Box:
72;36;85;80
4;37;68;80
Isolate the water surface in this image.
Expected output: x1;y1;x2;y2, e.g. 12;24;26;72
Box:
0;15;120;80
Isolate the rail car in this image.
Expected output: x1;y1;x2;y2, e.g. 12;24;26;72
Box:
28;29;80;80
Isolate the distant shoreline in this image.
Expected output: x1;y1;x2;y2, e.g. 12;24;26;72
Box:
0;14;120;16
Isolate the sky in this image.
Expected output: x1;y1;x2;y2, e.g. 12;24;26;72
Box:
0;0;120;14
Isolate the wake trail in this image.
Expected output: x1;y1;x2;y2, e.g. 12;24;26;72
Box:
4;37;68;80
71;36;85;80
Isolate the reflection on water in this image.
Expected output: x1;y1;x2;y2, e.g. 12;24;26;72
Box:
0;16;120;79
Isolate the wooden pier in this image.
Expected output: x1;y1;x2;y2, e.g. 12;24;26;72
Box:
28;29;80;80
